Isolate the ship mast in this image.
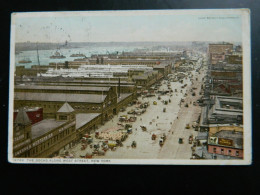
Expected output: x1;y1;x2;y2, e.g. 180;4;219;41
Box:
36;42;41;76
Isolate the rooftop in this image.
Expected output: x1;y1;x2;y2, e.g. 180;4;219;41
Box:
132;75;148;80
213;130;243;149
213;96;243;115
15;85;110;92
31;119;66;139
118;93;132;103
76;113;101;129
196;132;208;140
15;92;107;103
14;108;31;125
57;102;75;113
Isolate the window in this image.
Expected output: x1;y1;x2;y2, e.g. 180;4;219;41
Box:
213;148;217;153
59;115;67;120
221;149;224;155
228;150;232;155
236;151;239;156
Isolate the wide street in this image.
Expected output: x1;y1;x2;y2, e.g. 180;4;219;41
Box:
65;58;206;160
158;67;205;159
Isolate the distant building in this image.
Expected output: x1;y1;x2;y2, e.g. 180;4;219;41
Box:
208;43;233;64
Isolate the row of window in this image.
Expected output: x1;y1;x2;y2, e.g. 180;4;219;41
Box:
74;106;102;111
24;127;75;157
213;148;240;156
18;103;102;111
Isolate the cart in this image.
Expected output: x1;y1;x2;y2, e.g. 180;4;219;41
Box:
125;123;132;130
161;133;166;141
129;116;137;122
140;125;147;131
189;136;193;144
87;138;93;144
159;139;164;147
127;128;133;134
81;144;87;150
131;141;137;148
179;138;183;144
186;124;190;129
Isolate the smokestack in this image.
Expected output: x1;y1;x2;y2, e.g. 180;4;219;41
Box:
118;77;121;98
65;61;69;69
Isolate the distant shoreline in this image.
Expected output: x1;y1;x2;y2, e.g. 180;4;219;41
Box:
15;41;241;52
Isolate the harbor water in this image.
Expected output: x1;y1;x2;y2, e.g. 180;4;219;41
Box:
15;46;146;68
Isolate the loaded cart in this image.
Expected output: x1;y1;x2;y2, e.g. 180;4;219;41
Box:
140;125;147;131
189;135;193;144
131;141;137;148
159;139;164;147
179;138;183;144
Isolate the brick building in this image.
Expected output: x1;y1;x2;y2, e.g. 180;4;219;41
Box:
208;43;233;64
208;130;243;159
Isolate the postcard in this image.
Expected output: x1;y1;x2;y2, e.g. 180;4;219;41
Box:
8;9;251;165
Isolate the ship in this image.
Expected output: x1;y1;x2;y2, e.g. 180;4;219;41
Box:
50;51;66;59
70;53;86;57
74;57;88;62
18;57;32;64
15;51;23;55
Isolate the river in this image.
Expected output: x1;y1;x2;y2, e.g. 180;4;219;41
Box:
15;46;146;68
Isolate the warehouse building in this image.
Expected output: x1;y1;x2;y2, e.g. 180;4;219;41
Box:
13;103;102;158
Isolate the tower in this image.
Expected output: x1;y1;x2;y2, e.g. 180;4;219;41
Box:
56;102;75;121
13;108;32;143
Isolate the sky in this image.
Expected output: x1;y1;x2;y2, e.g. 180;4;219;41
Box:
14;12;242;43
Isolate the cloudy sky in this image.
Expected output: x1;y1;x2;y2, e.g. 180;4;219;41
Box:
13;11;243;43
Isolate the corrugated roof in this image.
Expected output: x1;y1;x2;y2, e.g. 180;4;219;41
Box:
15;92;107;103
76;113;101;129
117;93;132;103
31;119;66;139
